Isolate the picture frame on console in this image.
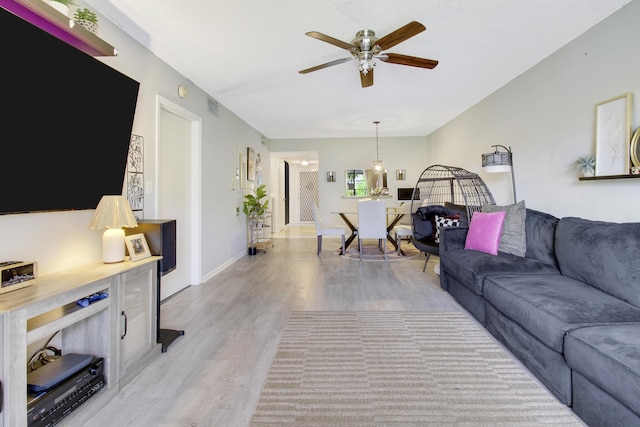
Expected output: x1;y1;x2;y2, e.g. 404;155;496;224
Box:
125;233;151;261
595;93;632;176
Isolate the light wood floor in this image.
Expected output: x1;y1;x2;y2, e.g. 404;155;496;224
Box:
85;231;464;427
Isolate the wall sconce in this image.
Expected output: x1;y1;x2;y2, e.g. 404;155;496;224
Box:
326;171;336;182
482;145;517;203
396;169;406;180
89;195;139;263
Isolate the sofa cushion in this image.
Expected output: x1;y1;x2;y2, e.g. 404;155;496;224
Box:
439;248;560;296
524;209;559;267
464;210;505;255
482;200;526;257
555;217;640;307
565;324;640;417
483;273;640;352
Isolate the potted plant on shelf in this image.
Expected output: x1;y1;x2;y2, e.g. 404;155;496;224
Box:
73;8;98;34
242;184;269;255
44;0;75;16
576;155;596;177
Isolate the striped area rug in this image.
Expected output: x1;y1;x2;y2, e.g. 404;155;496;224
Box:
250;311;585;426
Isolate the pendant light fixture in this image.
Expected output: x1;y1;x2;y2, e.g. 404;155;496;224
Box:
372;120;384;174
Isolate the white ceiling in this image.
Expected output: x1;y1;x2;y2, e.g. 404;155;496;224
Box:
86;0;631;140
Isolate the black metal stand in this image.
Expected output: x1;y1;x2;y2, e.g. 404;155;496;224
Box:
159;328;184;353
156;261;184;352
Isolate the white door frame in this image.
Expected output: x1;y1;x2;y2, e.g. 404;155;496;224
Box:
155;95;202;286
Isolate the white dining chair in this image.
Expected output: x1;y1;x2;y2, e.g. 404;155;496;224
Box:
311;202;345;255
357;199;387;260
393;202;413;253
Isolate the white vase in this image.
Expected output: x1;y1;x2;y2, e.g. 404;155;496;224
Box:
582;170;594;178
44;0;69;16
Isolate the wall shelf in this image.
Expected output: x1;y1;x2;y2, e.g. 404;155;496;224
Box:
0;0;116;56
579;174;640;181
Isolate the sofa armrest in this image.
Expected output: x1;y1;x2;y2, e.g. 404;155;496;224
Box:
440;226;469;251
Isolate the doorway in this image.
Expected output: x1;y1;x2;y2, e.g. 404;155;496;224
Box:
156;96;202;300
298;169;319;222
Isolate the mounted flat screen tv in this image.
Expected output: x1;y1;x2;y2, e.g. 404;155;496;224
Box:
0;7;139;215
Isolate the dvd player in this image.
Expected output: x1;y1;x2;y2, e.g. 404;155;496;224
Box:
27;353;93;393
28;357;104;427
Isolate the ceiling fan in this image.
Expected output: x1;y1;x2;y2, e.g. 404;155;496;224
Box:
299;21;438;88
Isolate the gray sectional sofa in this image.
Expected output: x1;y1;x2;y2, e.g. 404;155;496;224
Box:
438;208;640;427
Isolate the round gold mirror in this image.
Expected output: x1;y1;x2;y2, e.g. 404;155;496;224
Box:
631;128;640;167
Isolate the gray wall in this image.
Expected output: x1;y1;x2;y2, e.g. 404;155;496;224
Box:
427;0;640;221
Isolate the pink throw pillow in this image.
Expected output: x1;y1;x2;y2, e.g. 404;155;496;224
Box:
464;211;506;255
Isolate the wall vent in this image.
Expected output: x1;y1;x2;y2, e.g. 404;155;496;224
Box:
207;97;219;117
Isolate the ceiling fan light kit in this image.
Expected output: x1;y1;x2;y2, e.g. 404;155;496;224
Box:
299;21;438;88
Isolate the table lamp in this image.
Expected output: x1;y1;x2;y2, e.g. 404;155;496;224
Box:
89;195;138;263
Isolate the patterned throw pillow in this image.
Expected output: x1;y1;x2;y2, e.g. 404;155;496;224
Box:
434;214;461;243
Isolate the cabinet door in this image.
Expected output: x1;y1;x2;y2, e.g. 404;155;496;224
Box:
119;263;157;382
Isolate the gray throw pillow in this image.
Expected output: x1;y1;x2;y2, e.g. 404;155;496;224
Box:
481;200;526;256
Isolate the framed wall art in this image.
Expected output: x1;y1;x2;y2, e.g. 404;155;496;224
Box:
247;147;256;182
127;172;144;211
595;93;632;176
127;134;144;215
127;134;144;172
239;153;247;189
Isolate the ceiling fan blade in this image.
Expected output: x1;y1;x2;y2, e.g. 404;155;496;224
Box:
376;21;426;50
305;31;355;51
380;53;438;69
360;69;374;88
299;57;354;74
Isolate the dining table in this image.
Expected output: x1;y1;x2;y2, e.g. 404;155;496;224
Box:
331;209;407;255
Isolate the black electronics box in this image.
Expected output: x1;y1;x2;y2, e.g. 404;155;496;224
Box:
126;219;176;275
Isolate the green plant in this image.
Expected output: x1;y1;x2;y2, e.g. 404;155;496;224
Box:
74;8;97;23
242;184;269;217
575;155;595;173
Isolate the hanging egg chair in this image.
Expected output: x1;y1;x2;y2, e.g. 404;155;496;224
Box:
409;165;495;272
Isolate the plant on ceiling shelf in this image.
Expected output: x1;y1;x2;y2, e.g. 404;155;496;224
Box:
73;8;99;34
576;155;596;177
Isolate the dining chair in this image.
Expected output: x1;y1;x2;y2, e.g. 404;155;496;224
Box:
393;202;413;253
357;199;387;260
311;202;345;255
